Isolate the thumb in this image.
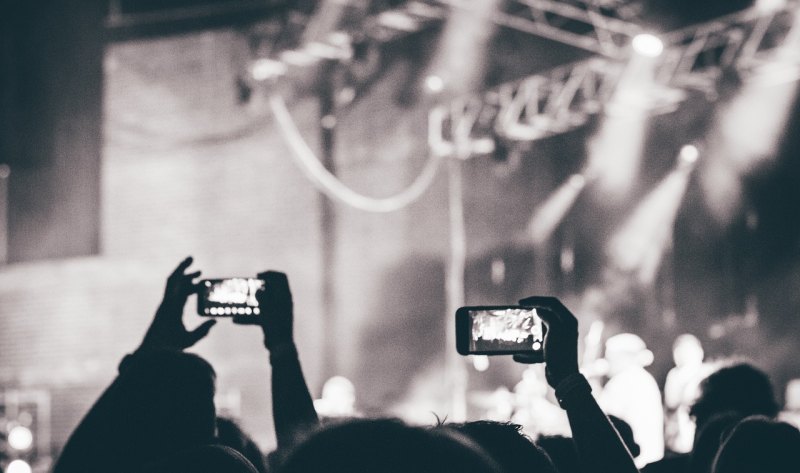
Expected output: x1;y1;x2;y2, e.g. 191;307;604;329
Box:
187;319;217;345
513;353;544;364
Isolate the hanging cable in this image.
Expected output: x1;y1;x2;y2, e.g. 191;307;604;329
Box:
268;94;445;213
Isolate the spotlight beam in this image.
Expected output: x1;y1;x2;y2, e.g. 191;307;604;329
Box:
528;174;587;246
608;156;697;284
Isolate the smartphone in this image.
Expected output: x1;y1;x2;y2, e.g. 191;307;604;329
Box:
456;305;545;357
197;278;265;316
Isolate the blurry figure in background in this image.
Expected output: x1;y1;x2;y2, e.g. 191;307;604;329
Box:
779;378;800;429
313;376;360;420
598;333;664;467
645;361;780;473
511;367;570;437
664;334;711;453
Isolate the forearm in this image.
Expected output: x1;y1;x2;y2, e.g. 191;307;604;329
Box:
269;343;319;450
557;374;640;473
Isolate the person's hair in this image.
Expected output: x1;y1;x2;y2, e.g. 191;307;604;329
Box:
275;418;502;473
689;362;779;430
138;444;259;473
216;417;269;473
712;416;800;473
119;350;218;464
536;435;580;473
688;411;744;473
446;421;558;473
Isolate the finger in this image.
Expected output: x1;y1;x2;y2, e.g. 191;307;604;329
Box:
185;270;202;280
513;353;545;364
172;256;194;277
187;319;216;344
232;314;261;325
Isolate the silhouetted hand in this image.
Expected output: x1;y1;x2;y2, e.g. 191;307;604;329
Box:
513;296;579;388
233;271;293;350
139;257;216;352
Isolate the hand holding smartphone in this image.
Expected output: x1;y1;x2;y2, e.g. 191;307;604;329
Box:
456;305;546;361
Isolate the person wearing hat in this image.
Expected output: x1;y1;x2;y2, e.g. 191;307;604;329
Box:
598;333;664;468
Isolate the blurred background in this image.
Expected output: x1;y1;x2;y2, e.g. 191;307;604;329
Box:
2;0;800;470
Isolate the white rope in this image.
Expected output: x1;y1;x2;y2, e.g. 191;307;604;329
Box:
268;94;444;213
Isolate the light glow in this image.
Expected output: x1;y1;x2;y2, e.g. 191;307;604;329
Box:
632;33;664;58
8;425;33;451
6;460;32;473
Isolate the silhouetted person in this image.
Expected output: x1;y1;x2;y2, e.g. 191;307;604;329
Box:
689;362;779;431
446;421;557;473
275;418;502;473
644;361;779;473
513;296;640;473
536;435;581;473
687;412;743;473
54;257;219;473
216;417;269;473
712;416;800;473
232;271;319;451
139;444;260;473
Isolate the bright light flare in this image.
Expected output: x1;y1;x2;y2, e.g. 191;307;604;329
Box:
6;460;32;473
424;75;445;93
528;174;587;246
423;0;500;96
679;144;699;165
632;33;664;58
8;425;34;451
608;159;695;284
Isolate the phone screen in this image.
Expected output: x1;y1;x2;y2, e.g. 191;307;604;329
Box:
456;306;545;356
197;278;265;316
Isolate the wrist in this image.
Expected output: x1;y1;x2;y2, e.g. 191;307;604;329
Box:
554;373;592;409
266;341;297;360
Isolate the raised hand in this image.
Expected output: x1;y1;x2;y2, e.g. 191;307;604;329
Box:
139;257;216;352
233;270;294;350
513;296;580;388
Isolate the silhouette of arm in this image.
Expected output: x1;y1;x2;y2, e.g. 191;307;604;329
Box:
234;271;319;450
515;297;639;473
54;258;215;473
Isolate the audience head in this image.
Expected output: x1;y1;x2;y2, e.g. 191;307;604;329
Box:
605;333;654;375
139;444;259;473
216;417;269;473
119;350;217;462
688;411;744;473
673;334;704;367
712;416;800;473
446;421;557;473
608;415;640;458
690;362;779;430
276;418;502;473
536;435;580;473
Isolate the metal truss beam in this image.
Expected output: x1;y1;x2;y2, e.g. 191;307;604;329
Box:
430;2;800;156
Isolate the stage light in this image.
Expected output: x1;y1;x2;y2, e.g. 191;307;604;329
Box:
632;33;664;58
7;425;34;451
424;75;445;93
421;0;499;97
250;58;287;81
6;460;32;473
679;144;699;165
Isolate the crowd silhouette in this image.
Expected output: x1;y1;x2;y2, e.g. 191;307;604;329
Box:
51;257;800;473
